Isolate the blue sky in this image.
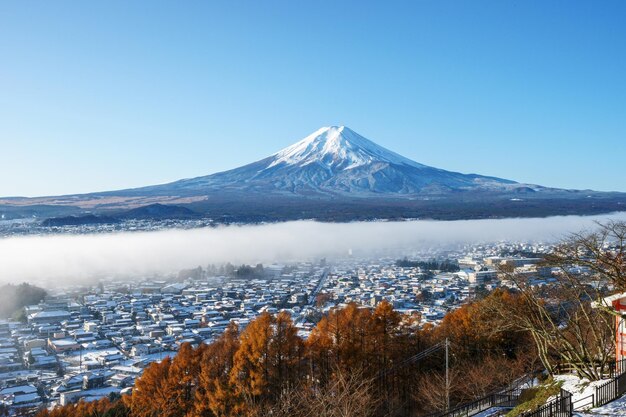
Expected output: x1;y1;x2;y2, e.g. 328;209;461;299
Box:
1;1;624;196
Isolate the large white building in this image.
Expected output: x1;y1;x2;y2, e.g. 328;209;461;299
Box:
27;310;71;325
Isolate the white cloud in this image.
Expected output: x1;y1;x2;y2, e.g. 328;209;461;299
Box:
1;212;625;287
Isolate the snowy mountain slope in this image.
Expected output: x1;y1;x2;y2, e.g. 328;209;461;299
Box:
3;125;626;221
145;126;527;197
267;126;426;170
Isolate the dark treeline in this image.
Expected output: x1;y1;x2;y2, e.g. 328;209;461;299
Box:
177;264;269;284
499;249;544;259
232;263;265;278
395;258;460;272
0;283;47;320
204;263;266;279
39;293;533;417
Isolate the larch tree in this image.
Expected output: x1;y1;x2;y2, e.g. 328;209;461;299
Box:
269;311;303;393
127;356;178;417
230;313;274;407
194;323;241;417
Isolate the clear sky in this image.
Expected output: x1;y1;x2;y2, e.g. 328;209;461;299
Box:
1;1;625;197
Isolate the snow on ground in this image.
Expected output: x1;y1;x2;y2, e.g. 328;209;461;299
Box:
458;375;624;417
552;374;611;408
472;407;506;417
578;395;626;416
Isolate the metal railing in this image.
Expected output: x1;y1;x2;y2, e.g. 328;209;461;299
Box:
420;373;535;417
423;388;522;417
614;357;626;376
553;358;626;378
595;368;626;408
424;359;626;417
569;358;626;412
572;393;594;411
520;389;572;417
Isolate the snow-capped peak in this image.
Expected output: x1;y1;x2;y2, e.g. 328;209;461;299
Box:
268;126;425;171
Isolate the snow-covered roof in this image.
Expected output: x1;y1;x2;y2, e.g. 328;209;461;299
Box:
592;292;626;309
28;310;71;319
0;385;37;396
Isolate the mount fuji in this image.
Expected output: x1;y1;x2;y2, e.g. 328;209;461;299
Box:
1;126;625;222
133;126;525;197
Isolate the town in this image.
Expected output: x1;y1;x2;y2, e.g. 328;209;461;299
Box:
0;240;555;415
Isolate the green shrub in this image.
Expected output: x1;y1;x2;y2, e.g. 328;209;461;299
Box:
506;378;563;417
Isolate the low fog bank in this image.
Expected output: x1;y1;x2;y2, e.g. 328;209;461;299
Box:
1;212;626;287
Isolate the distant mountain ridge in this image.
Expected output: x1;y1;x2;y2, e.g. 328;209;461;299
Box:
1;126;625;222
41;214;120;227
38;204;199;226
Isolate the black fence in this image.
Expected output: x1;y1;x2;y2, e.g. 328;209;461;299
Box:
614;357;626;377
595;368;626;408
424;360;626;417
554;357;626;378
570;358;626;412
423;388;522;417
571;393;594;411
520;389;572;417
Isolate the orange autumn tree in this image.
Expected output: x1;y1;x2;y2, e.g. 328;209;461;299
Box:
168;342;207;416
229;311;302;408
38;396;129;417
126;356;178;417
307;302;373;376
194;323;242;417
368;300;402;370
230;312;273;404
38;297;534;417
431;289;529;360
271;311;304;391
306;301;412;380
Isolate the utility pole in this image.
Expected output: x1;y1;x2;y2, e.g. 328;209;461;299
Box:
378;339;451;413
445;338;450;411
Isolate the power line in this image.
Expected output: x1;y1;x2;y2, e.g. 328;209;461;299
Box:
380;340;447;376
379;338;451;410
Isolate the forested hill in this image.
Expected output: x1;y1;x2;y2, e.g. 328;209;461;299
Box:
39;295;532;417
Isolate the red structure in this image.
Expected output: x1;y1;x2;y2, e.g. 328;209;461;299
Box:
599;293;626;362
